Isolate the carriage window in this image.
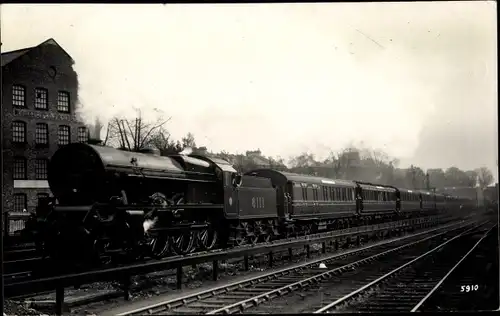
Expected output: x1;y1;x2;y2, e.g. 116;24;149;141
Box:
313;188;319;201
342;188;346;201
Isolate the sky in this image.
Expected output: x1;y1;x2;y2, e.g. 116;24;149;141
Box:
1;2;497;176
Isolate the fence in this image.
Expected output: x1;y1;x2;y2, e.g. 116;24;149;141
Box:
2;211;32;246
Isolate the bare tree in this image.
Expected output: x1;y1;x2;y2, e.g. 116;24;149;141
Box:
105;108;171;151
324;148;357;179
475;166;494;189
181;132;197;149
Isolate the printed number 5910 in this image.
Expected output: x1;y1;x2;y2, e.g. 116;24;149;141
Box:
460;285;479;292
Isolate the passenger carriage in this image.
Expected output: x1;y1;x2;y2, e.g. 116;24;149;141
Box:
245;169;358;221
354;181;397;215
399;188;421;212
420;190;435;212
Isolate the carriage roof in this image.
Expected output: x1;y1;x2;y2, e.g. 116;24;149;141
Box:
245;169;356;188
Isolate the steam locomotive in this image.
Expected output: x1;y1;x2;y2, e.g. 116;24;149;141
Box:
24;143;474;265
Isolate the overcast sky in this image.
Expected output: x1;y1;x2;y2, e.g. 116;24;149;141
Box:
1;2;497;176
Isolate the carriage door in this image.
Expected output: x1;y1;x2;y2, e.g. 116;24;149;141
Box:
419;193;423;210
395;191;401;211
286;181;294;217
355;185;363;214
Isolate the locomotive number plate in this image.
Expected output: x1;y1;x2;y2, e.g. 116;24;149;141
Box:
252;197;265;209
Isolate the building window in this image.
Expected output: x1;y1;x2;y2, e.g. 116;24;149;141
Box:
12;85;26;107
12;121;27;143
35;123;49;145
57;91;70;113
78;127;88;143
13;194;28;212
13;157;27;180
58;125;70;145
35;159;49;180
34;88;49;110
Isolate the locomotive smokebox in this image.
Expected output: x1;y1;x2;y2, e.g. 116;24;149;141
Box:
48;143;107;205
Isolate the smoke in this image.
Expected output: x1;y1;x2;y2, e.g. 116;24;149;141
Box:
179;147;193;155
143;218;158;234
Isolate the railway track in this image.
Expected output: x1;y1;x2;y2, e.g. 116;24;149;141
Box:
4;257;42;281
313;223;497;313
413;224;499;312
4;246;37;261
112;218;482;315
4;247;41;284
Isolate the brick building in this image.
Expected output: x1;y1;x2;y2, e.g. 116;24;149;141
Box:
2;38;87;214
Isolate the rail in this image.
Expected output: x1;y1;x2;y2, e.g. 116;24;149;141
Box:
106;217;479;315
313;222;495;313
410;224;498;312
4;214;454;315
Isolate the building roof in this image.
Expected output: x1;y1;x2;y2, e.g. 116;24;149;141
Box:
1;38;73;67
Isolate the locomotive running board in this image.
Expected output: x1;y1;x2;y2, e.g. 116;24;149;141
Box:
148;223;209;233
52;204;224;212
